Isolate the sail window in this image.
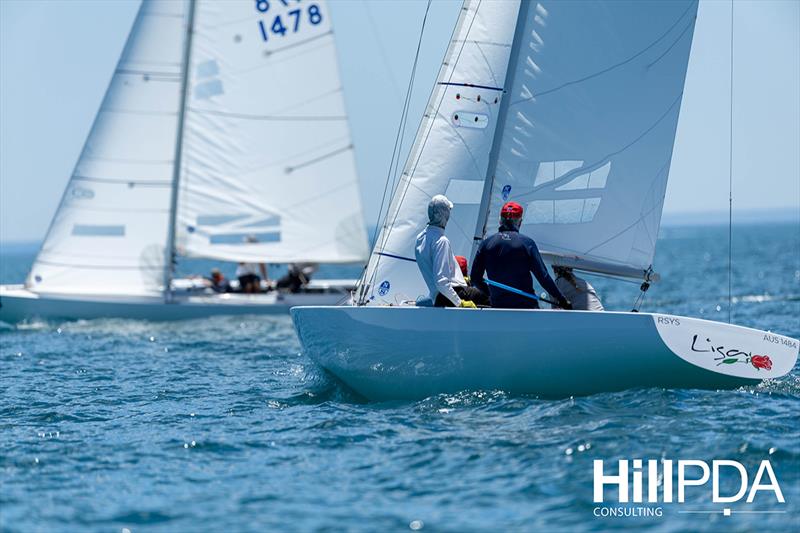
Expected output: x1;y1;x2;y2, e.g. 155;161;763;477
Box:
555;172;590;191
196;60;220;79
194;80;223;99
71;224;125;237
555;161;611;191
196;214;281;229
582;197;601;222
533;160;583;186
197;214;247;226
209;232;280;245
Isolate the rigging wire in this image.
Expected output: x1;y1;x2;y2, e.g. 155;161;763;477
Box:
358;0;433;303
383;0;434;240
369;0;483;291
728;0;734;323
362;0;404;106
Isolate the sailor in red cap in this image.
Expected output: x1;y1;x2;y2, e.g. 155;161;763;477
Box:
455;255;469;278
470;201;572;310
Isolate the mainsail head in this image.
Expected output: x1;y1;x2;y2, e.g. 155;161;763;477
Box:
360;0;697;305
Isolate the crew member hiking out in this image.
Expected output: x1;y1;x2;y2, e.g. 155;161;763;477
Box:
471;201;572;310
414;195;486;308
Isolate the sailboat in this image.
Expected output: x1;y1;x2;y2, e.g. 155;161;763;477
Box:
291;0;799;401
0;0;369;323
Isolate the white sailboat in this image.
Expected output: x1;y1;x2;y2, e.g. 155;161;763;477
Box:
291;0;799;401
0;0;368;323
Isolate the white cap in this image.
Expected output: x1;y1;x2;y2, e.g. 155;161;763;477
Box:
428;194;453;227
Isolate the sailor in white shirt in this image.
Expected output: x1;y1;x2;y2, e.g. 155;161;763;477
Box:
553;266;604;311
414;195;485;308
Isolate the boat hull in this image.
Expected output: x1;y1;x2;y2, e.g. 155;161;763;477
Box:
0;283;352;323
290;306;799;401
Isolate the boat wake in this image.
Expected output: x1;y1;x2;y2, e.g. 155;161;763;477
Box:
751;373;800;397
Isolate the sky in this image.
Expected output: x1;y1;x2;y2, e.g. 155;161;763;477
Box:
0;0;798;243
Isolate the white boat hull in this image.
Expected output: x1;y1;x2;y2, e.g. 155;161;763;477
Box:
0;282;353;323
290;306;799;401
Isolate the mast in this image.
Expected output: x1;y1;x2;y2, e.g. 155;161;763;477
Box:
163;0;197;302
470;0;531;263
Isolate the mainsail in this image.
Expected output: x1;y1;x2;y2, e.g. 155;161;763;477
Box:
27;0;187;296
176;0;368;264
360;0;697;305
27;0;368;297
482;0;697;279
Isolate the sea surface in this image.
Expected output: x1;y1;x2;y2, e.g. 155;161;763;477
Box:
1;223;799;532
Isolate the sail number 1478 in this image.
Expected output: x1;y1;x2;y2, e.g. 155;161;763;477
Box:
255;1;324;42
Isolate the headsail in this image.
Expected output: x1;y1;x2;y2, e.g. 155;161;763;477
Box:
360;0;697;305
27;0;188;296
482;0;697;280
360;0;523;304
175;0;368;264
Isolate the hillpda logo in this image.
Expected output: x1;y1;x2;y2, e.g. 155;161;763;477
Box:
592;459;785;518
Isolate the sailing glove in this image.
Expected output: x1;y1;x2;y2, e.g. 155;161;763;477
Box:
459;300;478;309
558;298;573;310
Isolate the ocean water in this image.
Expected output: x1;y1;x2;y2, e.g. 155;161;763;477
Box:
1;223;798;532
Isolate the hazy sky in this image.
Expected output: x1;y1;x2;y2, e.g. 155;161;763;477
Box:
1;0;798;242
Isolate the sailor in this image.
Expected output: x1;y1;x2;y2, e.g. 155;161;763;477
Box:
553;266;604;311
208;268;231;293
455;256;469;280
471;201;572;310
455;255;490;305
277;263;318;293
414;195;484;308
237;235;268;293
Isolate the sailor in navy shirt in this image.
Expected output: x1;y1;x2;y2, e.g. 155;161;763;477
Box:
471;201;572;310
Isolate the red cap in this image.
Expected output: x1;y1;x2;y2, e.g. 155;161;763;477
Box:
500;201;524;219
455;255;468;276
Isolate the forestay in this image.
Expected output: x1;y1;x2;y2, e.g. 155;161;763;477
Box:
27;0;187;296
360;0;522;305
483;0;698;280
176;0;368;264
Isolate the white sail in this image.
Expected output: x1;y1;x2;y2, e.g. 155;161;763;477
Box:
483;0;698;279
360;0;522;304
27;0;188;296
360;0;698;305
175;0;368;264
